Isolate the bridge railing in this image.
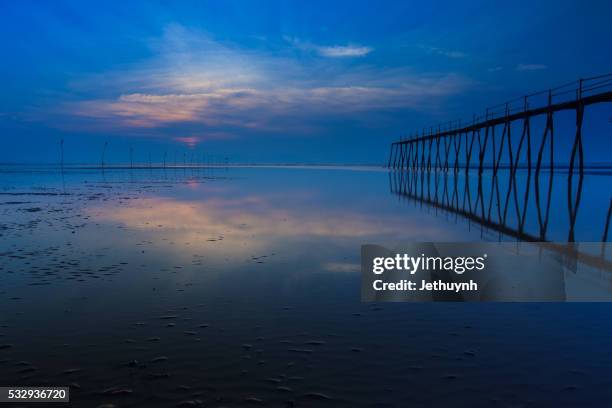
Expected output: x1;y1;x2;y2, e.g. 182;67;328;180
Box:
395;73;612;142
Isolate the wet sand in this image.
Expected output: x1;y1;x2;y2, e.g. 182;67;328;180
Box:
1;166;612;407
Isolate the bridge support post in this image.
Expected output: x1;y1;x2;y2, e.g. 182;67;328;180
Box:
567;80;585;242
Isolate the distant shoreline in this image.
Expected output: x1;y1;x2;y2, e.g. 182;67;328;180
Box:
2;162;612;170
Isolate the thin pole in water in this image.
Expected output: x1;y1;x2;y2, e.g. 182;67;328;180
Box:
101;141;108;168
60;138;64;169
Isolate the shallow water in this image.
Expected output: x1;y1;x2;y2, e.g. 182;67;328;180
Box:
1;165;611;407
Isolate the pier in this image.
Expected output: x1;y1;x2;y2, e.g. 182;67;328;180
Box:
388;74;612;176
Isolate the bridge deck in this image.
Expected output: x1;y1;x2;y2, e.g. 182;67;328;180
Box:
393;90;612;146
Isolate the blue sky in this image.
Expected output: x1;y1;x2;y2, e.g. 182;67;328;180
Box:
1;0;611;164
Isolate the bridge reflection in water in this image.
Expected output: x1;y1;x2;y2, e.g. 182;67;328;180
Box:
387;74;612;276
389;168;612;274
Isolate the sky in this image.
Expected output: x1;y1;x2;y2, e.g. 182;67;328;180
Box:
0;0;611;164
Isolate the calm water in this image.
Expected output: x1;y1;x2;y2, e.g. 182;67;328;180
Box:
1;165;611;407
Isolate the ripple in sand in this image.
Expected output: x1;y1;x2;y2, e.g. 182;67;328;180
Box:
176;400;204;407
147;372;170;380
244;396;264;404
288;348;313;354
302;392;333;401
304;340;326;346
100;386;133;396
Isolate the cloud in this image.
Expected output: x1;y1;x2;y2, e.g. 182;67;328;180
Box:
174;136;201;147
69;78;470;130
285;36;373;58
74;93;209;127
316;45;373;57
53;25;472;135
423;46;467;59
487;66;503;72
516;63;547;71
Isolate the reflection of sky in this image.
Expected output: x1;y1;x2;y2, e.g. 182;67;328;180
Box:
68;165;608;291
88;168;465;274
2;166;612;407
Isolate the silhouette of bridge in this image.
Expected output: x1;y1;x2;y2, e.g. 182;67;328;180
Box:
387;74;612;269
388;74;612;176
